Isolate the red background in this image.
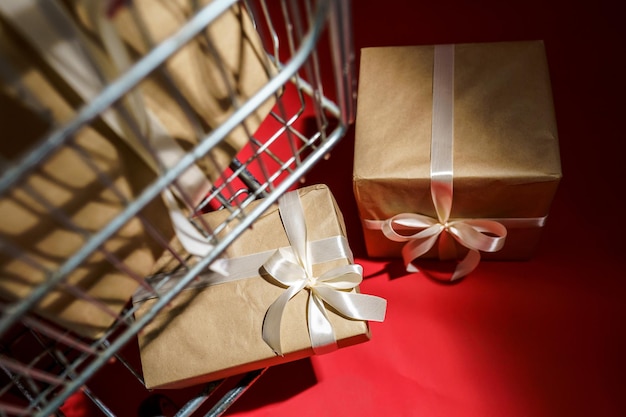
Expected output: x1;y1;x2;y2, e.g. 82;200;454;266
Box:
225;1;626;416
61;0;626;416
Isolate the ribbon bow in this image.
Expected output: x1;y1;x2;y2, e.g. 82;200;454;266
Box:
262;191;386;356
374;212;506;281
366;44;507;280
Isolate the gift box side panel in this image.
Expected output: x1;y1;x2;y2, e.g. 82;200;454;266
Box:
354;176;562;221
137;279;371;389
355;176;560;260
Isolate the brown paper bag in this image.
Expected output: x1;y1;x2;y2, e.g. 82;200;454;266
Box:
0;0;278;338
0;20;173;339
353;41;562;262
134;184;377;389
69;0;278;183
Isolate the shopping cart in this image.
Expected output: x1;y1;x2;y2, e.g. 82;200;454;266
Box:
0;0;355;415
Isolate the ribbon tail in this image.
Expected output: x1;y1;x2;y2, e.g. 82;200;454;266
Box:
262;283;305;356
451;249;481;281
161;188;228;276
315;286;387;322
308;292;337;355
402;232;440;273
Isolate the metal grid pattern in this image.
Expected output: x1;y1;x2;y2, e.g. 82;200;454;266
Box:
0;0;354;415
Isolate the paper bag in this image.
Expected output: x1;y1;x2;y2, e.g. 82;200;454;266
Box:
70;0;278;183
0;19;172;339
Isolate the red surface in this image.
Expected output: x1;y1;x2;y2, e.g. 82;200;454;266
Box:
224;1;626;416
62;0;626;416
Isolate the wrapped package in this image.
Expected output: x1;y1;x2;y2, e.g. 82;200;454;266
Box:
353;41;562;278
133;184;387;389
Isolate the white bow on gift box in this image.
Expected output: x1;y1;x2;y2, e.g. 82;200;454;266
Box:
262;191;387;355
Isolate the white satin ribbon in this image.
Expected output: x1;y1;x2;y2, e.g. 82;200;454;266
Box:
0;1;224;272
365;44;509;280
262;191;386;356
132;235;355;302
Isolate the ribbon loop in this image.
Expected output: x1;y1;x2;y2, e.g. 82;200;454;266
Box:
448;220;507;253
317;264;364;290
380;213;442;242
263;248;309;287
262;191;387;356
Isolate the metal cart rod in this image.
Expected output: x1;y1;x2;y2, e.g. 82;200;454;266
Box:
202;369;266;417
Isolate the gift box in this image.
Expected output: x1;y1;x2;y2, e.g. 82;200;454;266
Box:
353;41;562;277
133;184;387;389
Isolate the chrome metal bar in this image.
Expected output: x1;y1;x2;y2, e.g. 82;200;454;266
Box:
204;369;266;417
173;380;224;417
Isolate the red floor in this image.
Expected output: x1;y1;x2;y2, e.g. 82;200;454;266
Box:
62;0;626;416
224;1;626;416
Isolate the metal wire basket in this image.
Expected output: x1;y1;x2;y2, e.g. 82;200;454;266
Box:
0;0;355;415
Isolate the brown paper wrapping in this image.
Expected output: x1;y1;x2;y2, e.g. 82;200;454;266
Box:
0;20;173;339
134;184;371;389
353;41;562;260
0;1;277;338
70;0;277;183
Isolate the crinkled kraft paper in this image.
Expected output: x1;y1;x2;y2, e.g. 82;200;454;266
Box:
353;41;562;259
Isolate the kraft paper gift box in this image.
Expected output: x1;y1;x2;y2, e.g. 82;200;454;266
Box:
353;41;562;278
133;184;387;389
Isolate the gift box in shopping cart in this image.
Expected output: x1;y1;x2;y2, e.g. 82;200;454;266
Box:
353;41;562;279
133;184;387;389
